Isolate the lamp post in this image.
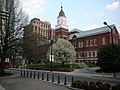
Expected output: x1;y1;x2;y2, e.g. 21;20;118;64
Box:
103;22;116;77
50;39;53;72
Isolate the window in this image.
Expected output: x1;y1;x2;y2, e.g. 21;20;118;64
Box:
91;51;93;57
78;52;80;58
87;51;89;57
80;52;84;57
95;51;97;57
78;41;84;48
86;40;89;47
90;40;93;46
78;42;81;48
93;39;97;45
102;37;106;44
35;26;37;30
89;52;91;57
81;41;83;47
75;42;78;48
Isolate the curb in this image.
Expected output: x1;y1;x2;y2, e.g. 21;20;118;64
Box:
67;86;84;90
0;84;6;90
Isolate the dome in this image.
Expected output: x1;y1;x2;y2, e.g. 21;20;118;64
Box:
57;6;66;18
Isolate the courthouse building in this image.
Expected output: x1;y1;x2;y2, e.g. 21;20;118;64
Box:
69;26;119;62
24;5;120;62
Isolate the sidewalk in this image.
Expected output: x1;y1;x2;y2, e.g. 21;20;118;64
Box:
0;84;5;90
0;75;70;90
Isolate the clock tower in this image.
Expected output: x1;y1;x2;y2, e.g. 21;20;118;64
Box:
55;5;68;39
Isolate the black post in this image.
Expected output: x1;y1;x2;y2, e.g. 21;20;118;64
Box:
37;72;39;79
47;73;49;81
20;70;22;76
23;70;25;77
30;71;32;78
34;72;36;79
52;74;54;82
58;75;60;83
71;77;74;84
42;73;44;80
64;76;67;85
103;22;116;77
27;71;29;77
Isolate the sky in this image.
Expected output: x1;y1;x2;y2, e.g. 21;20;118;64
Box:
20;0;120;32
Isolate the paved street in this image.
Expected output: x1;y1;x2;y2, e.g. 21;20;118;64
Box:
0;67;120;90
0;75;70;90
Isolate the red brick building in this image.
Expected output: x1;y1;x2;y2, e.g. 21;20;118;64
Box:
24;18;55;40
69;26;120;62
54;5;120;62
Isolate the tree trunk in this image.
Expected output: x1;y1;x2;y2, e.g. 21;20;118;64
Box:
62;61;64;66
0;57;6;76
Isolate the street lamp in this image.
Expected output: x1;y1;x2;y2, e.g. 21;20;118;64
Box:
50;39;53;72
103;22;116;77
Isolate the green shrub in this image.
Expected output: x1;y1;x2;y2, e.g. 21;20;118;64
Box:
81;81;88;89
75;80;82;88
112;84;120;90
71;80;112;90
98;84;108;90
96;81;103;87
89;82;96;90
104;83;111;90
26;63;79;71
71;80;82;88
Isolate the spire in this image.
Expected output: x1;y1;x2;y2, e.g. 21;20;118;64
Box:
61;2;63;9
57;3;66;18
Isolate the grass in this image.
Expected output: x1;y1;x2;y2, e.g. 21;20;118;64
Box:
26;63;80;72
85;62;97;68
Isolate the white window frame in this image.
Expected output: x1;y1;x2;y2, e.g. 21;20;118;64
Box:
102;37;106;44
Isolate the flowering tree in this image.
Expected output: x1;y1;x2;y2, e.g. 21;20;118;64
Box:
47;38;76;64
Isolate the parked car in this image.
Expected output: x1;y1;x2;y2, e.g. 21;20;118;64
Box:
0;62;11;69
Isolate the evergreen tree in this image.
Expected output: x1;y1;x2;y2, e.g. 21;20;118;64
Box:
97;44;120;72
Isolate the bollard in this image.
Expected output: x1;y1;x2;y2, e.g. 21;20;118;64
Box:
47;73;49;81
27;71;29;77
34;72;36;79
20;70;22;76
58;75;60;83
52;74;54;82
71;76;74;84
64;76;67;85
42;73;44;80
23;70;25;77
37;72;39;79
30;71;32;78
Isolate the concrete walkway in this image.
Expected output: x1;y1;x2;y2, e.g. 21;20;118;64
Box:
0;75;70;90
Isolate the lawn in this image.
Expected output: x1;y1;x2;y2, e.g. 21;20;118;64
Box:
26;63;80;72
85;62;97;68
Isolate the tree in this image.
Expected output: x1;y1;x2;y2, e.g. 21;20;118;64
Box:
23;28;50;64
23;32;40;64
97;44;120;72
47;38;76;65
0;0;28;74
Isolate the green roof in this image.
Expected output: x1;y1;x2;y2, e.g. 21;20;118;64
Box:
69;24;115;39
70;28;83;33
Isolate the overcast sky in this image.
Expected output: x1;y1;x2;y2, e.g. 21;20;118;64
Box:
20;0;120;31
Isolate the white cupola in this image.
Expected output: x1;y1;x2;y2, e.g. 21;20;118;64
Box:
55;5;68;29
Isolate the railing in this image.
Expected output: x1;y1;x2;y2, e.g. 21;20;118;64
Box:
20;69;74;85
